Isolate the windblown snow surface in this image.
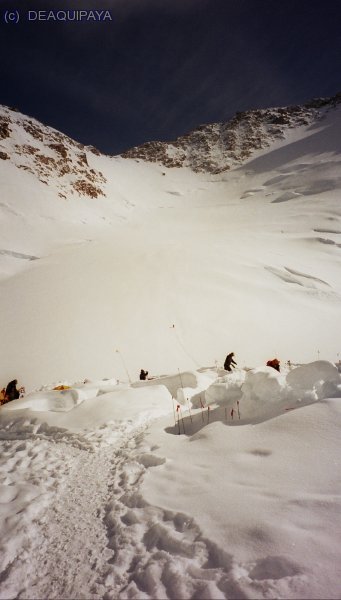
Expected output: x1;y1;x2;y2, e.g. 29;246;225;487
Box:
0;99;341;598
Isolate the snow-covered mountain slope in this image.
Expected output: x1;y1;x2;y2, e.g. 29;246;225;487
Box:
0;105;134;279
0;97;341;390
0;105;106;198
121;93;341;173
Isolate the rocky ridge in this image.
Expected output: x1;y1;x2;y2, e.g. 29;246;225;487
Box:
1;93;340;193
0;106;106;199
121;93;341;173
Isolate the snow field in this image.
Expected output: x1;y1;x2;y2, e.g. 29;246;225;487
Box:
144;400;341;599
0;362;340;598
1;101;341;598
1;107;341;390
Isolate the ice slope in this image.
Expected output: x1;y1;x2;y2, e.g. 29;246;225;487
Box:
0;101;341;390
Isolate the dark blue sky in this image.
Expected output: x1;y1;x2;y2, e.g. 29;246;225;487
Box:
1;0;340;154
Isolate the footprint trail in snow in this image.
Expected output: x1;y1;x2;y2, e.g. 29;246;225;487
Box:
0;420;252;600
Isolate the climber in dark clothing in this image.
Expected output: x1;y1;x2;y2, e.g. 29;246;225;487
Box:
5;379;20;402
139;369;149;381
224;353;237;372
266;358;280;372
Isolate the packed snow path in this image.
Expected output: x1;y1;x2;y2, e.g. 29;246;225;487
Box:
0;419;307;600
1;363;341;599
0;420;253;600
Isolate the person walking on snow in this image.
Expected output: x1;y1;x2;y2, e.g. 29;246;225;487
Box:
5;379;20;402
224;352;237;372
266;358;280;372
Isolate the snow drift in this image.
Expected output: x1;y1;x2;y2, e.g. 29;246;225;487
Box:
1;362;340;598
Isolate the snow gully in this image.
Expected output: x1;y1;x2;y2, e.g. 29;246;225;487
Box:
27;10;113;22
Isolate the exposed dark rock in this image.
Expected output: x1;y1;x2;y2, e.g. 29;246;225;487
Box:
72;179;104;198
87;145;101;156
22;120;44;141
0;117;11;140
120;92;341;174
0;106;107;198
49;143;69;159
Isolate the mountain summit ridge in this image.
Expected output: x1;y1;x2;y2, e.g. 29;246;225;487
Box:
121;93;341;173
0;105;106;199
1;93;340;190
0;91;341;387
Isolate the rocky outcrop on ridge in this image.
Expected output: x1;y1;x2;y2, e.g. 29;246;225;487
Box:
0;106;106;199
121;93;341;173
